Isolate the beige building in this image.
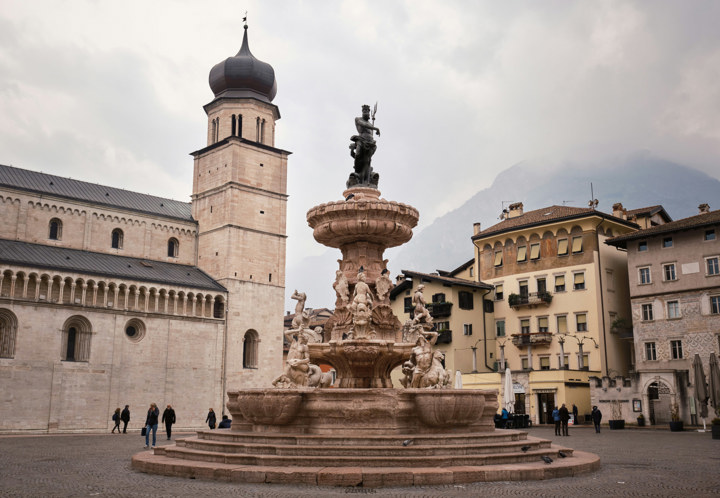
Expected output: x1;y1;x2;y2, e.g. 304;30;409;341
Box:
390;265;494;378
464;202;638;424
605;204;720;425
0;25;288;432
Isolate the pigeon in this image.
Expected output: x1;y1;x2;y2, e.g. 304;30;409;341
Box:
345;194;355;201
541;455;553;464
402;439;414;446
521;445;531;452
558;451;567;458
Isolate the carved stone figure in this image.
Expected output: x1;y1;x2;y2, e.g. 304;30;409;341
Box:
350;272;372;312
374;269;393;303
412;284;433;327
308;364;334;388
333;270;349;308
290;290;307;330
347;104;380;188
273;333;310;388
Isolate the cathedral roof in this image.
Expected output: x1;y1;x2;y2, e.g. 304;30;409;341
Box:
208;25;277;103
0;164;193;222
0;239;225;292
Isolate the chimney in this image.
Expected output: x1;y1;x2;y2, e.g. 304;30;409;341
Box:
473;222;482;235
612;202;627;220
507;202;524;219
699;203;710;214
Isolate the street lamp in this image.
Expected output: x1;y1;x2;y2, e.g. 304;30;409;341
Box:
556;333;599;370
469;337;507;373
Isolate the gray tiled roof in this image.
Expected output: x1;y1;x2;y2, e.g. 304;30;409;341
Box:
0;164;193;222
606;209;720;248
0;239;225;293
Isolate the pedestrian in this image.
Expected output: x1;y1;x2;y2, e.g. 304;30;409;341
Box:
111;408;121;433
144;402;159;449
552;406;561;436
121;405;130;434
572;403;579;425
218;415;232;429
206;408;217;429
559;403;570;436
162;404;176;440
591;405;603;433
501;407;510;428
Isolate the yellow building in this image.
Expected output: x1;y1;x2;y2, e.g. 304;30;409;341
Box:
390;265;494;377
465;202;638;424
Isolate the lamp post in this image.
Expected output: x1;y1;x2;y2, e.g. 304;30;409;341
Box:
470;338;506;373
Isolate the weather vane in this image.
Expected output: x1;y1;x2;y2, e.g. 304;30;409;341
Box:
243;11;248;26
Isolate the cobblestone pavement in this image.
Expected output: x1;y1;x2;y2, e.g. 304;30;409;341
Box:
1;425;719;497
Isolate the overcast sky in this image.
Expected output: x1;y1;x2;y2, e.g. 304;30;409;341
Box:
2;1;720;308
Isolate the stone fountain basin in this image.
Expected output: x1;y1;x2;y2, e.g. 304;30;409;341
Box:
227;388;498;435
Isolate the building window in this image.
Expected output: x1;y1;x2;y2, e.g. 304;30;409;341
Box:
62;316;92;362
496;320;505;337
642;303;654;321
49;218;62;240
530;243;541;260
404;297;413;312
538;317;549;332
459;291;474;310
213;299;225;318
662;237;673;248
581;354;589;370
494;284;504;301
519;280;529;297
435;321;450;332
111;229;124;249
571;236;583;254
432;293;446;303
667;301;680;319
576;313;587;332
243;329;259;368
539;356;550;370
557;239;568;256
517;245;527;262
463;324;473;336
645;342;657;361
167;238;179;258
707;257;719;276
557;315;568;334
639;267;651;285
670;340;683;360
0;309;18;358
520;319;530;334
521;357;530;370
573;273;585;290
705;229;716;241
124;318;146;342
663;263;677;282
537;278;547;294
554;275;565;292
638;241;648;251
711;296;720;314
494;251;503;267
469;267;474;277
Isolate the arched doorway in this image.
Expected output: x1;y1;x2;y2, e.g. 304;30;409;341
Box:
647;380;673;425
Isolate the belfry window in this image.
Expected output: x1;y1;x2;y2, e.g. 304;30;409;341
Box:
111;229;124;249
49;218;62;240
243;329;259;368
231;114;237;136
167;238;179;258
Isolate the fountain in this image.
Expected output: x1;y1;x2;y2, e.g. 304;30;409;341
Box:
132;106;599;487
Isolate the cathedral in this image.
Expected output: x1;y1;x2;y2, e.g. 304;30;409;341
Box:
0;25;289;432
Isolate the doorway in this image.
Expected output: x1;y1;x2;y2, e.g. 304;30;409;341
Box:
537;393;555;424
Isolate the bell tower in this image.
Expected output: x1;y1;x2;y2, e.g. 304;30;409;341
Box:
191;24;290;389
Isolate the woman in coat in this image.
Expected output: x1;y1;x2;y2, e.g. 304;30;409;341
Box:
206;408;217;429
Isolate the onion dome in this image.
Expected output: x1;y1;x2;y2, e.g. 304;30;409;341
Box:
208;25;277;103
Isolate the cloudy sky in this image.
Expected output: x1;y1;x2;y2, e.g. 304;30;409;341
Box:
2;1;720;309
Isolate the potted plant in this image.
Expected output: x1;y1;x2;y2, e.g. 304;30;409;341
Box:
608;400;625;430
712;418;720;440
508;293;520;306
669;402;683;432
637;413;645;427
538;290;553;304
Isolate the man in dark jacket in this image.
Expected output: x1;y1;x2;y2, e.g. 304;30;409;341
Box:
162;404;176;440
120;405;130;434
591;405;603;433
144;403;160;449
559;403;570;436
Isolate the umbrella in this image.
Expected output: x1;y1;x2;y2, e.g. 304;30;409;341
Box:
503;367;514;413
692;354;709;428
709;353;720;418
454;370;463;389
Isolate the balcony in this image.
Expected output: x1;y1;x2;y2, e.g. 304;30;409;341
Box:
508;292;553;309
436;329;452;344
428;301;453;318
511;332;554;347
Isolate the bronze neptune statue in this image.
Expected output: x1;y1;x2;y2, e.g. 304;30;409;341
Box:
347;104;380;188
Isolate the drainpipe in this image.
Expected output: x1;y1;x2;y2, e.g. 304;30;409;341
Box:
482;294;493;371
594;218;609;377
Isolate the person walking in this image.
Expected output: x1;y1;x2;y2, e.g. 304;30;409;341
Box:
559;403;570;436
144;403;160;449
111;408;121;433
572;403;579;425
162;404;176;440
591;405;603;433
552;406;561;436
120;405;130;434
206;408;217;429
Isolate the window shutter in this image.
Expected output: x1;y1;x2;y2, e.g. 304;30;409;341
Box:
558;239;568;255
517;246;527;261
530;244;540;260
571;236;583;253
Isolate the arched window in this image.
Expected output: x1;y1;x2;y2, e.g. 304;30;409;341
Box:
62;316;92;362
243;329;259;369
49;218;62;240
0;308;18;358
256;117;261;142
237;114;242;138
167;238;179;258
111;229;123;249
231;114;236;136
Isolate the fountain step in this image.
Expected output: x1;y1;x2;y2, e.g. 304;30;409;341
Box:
133;448;599;486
